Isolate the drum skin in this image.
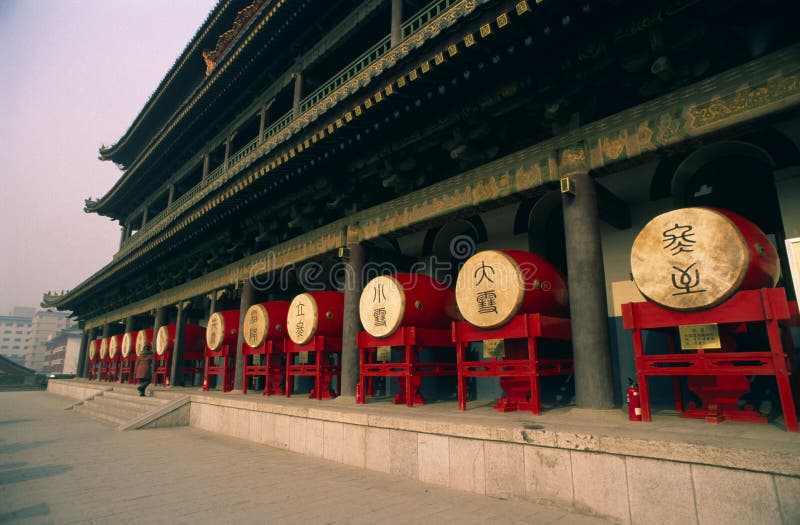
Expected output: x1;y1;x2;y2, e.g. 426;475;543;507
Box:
243;301;290;349
287;291;344;345
135;329;154;356
99;338;109;360
206;310;241;351
108;334;122;359
156;324;206;355
121;332;134;359
88;339;100;360
456;250;569;329
359;273;457;338
631;207;780;311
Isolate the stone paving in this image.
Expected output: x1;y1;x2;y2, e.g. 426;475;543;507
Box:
0;392;609;525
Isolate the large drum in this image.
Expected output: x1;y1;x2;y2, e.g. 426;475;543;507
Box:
121;332;134;359
359;273;457;338
455;250;569;329
631;207;780;311
88;339;100;361
135;328;154;356
156;324;205;356
99;337;109;360
108;335;122;359
287;291;344;345
206;310;241;351
243;301;290;349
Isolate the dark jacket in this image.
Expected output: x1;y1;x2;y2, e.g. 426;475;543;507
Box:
135;352;155;379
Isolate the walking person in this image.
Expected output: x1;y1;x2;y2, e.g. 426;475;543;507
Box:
135;344;155;397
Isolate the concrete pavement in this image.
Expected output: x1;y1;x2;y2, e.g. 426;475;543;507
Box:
0;392;609;524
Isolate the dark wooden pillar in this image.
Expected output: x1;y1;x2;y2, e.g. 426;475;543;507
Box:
258;105;269;143
101;323;111;340
224;135;233;168
76;326;90;378
234;281;256;391
124;316;136;334
152;307;166;350
391;0;403;47
292;72;303;118
170;302;188;387
560;146;614;409
167;184;176;206
141;207;149;228
340;241;365;397
202;153;210;180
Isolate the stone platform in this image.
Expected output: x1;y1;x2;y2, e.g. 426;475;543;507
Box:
48;379;800;524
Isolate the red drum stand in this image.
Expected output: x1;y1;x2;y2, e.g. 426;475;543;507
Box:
286;337;341;400
357;327;456;406
87;357;98;380
622;288;798;432
203;344;236;392
98;357;111;382
452;314;573;414
243;339;286;395
119;355;137;384
155;347;205;387
107;355;120;382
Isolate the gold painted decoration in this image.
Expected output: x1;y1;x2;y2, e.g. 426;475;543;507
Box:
109;336;119;359
288;293;318;345
99;338;108;359
630;207;775;311
88;340;97;360
243;304;269;348
156;325;170;356
359;275;406;338
121;333;133;358
206;312;226;350
456;251;525;329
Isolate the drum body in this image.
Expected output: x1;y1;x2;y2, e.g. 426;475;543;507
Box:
243;301;290;349
456;250;569;329
287;291;344;345
135;329;154;356
157;324;206;355
206;310;241;351
359;273;456;338
108;334;122;359
631;207;780;311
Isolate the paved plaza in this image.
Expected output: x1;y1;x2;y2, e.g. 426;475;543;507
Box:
0;391;608;524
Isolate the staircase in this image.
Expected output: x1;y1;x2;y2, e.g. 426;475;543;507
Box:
72;386;170;426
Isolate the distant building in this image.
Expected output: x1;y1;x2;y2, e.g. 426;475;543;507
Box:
25;310;74;372
0;307;35;363
42;328;82;375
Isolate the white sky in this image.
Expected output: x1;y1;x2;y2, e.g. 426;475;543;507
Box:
0;0;218;315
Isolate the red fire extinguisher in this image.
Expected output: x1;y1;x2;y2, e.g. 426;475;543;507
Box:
627;378;642;422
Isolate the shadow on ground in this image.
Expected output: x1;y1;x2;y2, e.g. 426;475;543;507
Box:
0;440;58;454
0;464;72;485
0;503;51;523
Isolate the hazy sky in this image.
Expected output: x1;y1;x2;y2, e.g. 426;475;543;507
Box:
0;0;218;315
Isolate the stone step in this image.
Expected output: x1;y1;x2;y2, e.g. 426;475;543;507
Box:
86;398;149;421
73;402;128;426
89;396;161;417
104;390;165;407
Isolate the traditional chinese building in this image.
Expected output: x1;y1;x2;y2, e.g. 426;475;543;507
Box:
44;0;799;408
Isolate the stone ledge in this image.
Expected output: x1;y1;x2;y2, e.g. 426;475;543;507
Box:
185;391;800;477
